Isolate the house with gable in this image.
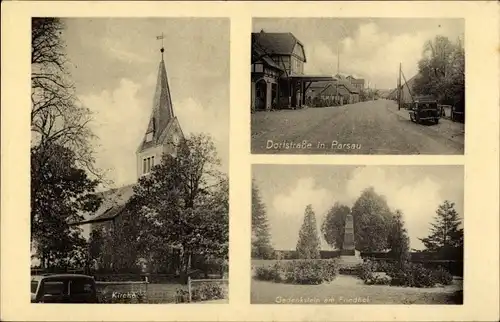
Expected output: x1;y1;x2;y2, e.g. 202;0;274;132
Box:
251;30;333;111
306;77;360;107
346;75;365;92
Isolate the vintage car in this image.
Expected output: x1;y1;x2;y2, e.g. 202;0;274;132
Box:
409;96;440;124
31;274;99;303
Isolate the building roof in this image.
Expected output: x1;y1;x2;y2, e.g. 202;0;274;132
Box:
252;43;284;71
286;75;334;82
350;78;365;84
72;184;136;226
309;80;359;94
137;54;175;152
252;31;306;62
308;80;333;89
319;84;339;96
389;73;420;103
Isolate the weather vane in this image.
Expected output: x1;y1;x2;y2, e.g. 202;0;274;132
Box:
156;33;165;58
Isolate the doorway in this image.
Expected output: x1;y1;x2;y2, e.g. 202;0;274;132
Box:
255;79;267;111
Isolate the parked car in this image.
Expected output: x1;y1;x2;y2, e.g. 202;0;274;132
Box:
409;96;440;124
31;274;98;303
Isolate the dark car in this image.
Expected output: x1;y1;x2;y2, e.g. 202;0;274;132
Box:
409;96;440;124
31;274;98;303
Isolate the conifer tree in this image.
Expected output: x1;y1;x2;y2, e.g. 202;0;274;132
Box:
296;205;321;259
251;180;274;259
387;210;410;266
419;200;464;260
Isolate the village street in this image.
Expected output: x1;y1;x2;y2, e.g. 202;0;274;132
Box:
251;99;464;155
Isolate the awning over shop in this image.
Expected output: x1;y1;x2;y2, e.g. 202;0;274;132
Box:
284;75;335;82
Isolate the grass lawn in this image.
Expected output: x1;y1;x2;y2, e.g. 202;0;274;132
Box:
251;276;463;304
251;260;463;305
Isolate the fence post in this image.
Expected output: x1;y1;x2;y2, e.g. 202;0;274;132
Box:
187;276;192;303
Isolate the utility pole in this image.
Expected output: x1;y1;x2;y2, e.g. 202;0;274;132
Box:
397;63;402;110
336;41;340;105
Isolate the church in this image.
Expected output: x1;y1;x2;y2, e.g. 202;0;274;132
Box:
76;45;185;251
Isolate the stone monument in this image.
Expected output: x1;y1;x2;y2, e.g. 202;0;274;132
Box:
339;213;363;265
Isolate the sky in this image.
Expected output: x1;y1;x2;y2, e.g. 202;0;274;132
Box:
61;18;229;188
253;18;464;89
252;165;464;251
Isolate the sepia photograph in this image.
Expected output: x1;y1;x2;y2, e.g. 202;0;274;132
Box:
30;18;229;304
250;18;465;155
251;165;464;304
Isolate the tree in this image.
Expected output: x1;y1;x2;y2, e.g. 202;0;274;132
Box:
31;144;101;269
413;35;465;112
31;18;100;178
321;202;351;250
350;187;393;252
31;18;103;269
131;133;228;280
296;205;321;259
251;180;274;259
387;210;410;266
419;200;464;260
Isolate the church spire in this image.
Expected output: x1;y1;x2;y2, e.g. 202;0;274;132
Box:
141;36;175;147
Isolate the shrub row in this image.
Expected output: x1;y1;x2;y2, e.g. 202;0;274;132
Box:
359;260;454;288
175;283;226;303
254;259;339;285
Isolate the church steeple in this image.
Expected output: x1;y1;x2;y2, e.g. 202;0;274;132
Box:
136;38;184;179
144;46;175;144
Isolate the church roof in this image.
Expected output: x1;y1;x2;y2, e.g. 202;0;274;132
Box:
72;184;135;225
138;54;175;152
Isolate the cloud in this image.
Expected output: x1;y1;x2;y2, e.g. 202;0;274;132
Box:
305;22;438;88
175;97;229;171
271;177;333;249
101;37;151;64
79;77;228;189
79;78;149;187
345;167;443;249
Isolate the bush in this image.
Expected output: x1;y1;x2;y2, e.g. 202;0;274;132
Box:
396;263;436;288
174;283;226;303
359;260;454;288
432;266;454;285
255;262;283;282
191;283;225;302
175;288;189;303
254;260;339;285
285;260;324;284
364;273;392;286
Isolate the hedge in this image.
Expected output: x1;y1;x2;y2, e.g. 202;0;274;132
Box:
175;283;226;303
254;259;339;285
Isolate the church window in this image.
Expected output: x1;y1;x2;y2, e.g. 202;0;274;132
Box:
146;132;153;142
142;156;156;175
